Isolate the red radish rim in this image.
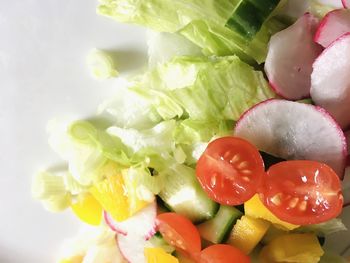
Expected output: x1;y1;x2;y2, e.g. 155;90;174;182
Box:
235;99;348;179
314;32;350;66
342;0;349;8
314;9;350;47
104;211;127;236
314;106;348;167
313;9;339;44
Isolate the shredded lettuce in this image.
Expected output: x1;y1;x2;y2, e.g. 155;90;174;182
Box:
294;218;347;236
97;0;288;63
98;78;162;130
147;31;202;67
132;55;275;121
107;120;176;153
86;49;118;79
47;119;130;186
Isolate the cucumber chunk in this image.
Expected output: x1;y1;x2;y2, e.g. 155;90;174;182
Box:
158;164;218;223
197;205;242;244
226;0;281;39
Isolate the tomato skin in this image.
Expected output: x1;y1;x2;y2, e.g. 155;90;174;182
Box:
196;137;265;205
156;212;201;257
199;244;250;263
261;160;343;225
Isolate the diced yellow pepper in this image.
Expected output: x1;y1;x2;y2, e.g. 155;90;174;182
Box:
145;247;179;263
259;233;324;263
90;162;149;222
58;255;84;263
71;192;102;226
227;215;270;254
244;194;299;230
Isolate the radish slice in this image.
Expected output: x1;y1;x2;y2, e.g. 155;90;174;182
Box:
318;0;344;8
118;233;148;263
311;33;350;129
314;9;350;48
104;201;157;239
343;0;350;8
234;99;347;178
265;13;323;100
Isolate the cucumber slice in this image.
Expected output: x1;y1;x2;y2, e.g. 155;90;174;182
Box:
148;232;175;254
197;205;242;244
158;164;218;223
226;0;281;39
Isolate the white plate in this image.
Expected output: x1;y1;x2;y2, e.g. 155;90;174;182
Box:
0;1;146;262
0;1;349;262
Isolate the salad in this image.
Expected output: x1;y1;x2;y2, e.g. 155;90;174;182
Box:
32;0;350;262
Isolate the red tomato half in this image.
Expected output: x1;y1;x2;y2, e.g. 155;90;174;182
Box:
196;137;265;205
261;160;343;225
199;244;250;263
156;212;201;257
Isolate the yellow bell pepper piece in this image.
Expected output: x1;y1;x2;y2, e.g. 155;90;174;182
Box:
71;192;102;226
244;194;299;230
58;255;84;263
227;215;270;254
90;162;150;222
259;233;324;263
145;247;179;263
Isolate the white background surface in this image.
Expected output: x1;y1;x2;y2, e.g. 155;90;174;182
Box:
1;0;350;262
0;1;146;262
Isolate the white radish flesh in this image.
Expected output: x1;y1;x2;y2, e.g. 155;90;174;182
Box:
104;201;157;239
314;9;350;48
311;33;350;129
265;14;323;100
118;233;148;263
234;99;347;178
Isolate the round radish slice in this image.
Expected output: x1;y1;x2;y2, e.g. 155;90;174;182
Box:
104;201;157;239
311;33;350;130
318;0;343;8
118;233;148;263
265;13;323;100
314;9;350;48
343;0;350;8
234;99;347;178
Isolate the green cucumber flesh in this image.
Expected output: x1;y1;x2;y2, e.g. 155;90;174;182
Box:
226;0;281;39
197;205;243;244
158;164;218;223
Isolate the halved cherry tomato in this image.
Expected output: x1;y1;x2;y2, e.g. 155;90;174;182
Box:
199;244;250;263
156;212;201;257
196;137;265;205
260;160;343;225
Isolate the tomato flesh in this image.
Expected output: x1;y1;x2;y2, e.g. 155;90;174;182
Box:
196;137;265;205
199;244;250;263
156;212;201;257
261;160;343;225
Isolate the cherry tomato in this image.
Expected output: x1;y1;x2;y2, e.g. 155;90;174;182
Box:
260;160;343;225
156;212;201;257
199;244;250;263
196;137;265;205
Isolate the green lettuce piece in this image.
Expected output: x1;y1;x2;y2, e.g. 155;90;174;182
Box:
147;31;203;67
48;119;130;186
97;0;288;63
106;120;176;153
294;218;347;236
98;80;162;130
97;0;236;32
132;55;275;121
